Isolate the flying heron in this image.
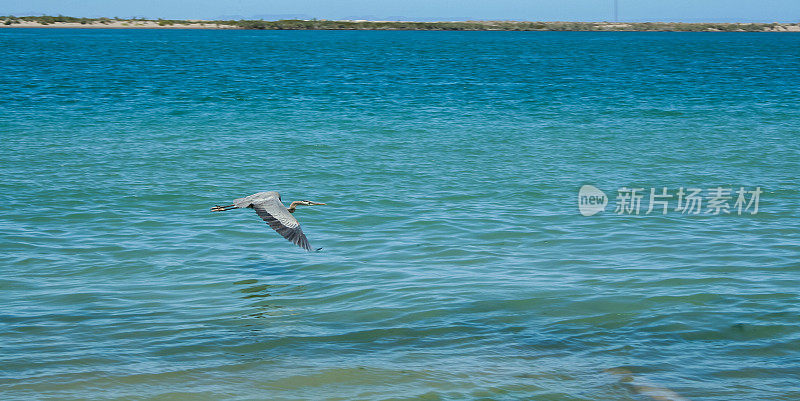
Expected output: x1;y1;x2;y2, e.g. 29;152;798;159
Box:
211;191;325;251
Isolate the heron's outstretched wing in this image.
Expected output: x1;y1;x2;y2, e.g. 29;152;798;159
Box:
249;197;312;251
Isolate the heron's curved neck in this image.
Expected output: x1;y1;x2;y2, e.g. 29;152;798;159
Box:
287;201;300;213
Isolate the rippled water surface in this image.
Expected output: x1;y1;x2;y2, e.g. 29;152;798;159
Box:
1;29;799;400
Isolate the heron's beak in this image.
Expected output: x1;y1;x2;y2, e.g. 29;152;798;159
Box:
211;204;236;212
309;201;326;206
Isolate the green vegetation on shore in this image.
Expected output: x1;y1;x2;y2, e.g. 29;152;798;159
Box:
2;15;797;32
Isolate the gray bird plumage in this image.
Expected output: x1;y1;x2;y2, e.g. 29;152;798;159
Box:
211;191;325;251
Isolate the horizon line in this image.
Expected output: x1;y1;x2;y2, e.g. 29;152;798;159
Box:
2;14;799;25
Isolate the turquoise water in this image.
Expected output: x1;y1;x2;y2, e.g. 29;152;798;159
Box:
1;29;799;400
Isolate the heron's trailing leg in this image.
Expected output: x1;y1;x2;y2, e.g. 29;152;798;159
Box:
287;200;326;213
211;204;236;212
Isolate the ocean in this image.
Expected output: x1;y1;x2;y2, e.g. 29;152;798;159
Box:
1;28;798;400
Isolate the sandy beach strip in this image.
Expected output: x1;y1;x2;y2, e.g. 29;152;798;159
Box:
2;19;799;31
0;20;240;29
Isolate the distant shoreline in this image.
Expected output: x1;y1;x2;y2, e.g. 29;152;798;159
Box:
2;16;799;32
